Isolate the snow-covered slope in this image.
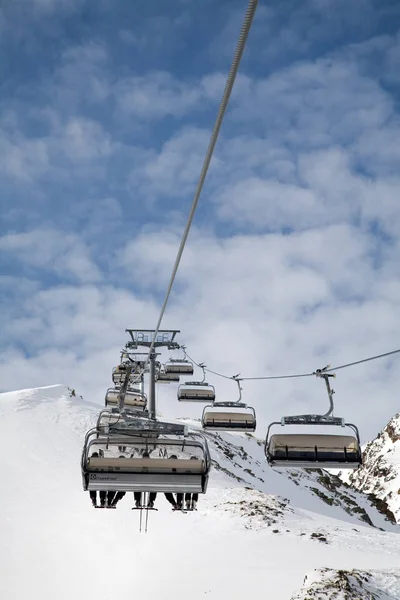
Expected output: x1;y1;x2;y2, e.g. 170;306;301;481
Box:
1;385;400;600
337;412;400;523
291;568;400;599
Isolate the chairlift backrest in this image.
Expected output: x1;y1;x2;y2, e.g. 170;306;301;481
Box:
164;360;194;375
177;382;216;402
81;428;212;494
157;370;180;382
265;419;362;469
202;403;256;432
105;388;147;408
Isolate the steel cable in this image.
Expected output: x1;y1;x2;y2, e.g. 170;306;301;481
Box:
145;0;259;360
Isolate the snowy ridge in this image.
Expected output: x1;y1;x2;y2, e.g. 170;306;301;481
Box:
1;385;400;600
338;412;400;523
290;568;400;599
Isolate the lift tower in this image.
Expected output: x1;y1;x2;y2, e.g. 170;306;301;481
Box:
125;329;181;419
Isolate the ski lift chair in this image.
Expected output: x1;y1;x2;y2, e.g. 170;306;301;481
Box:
164;359;194;376
81;426;211;494
266;431;361;469
178;382;216;402
177;364;216;402
264;368;362;469
202;402;256;432
157;370;180;382
201;378;256;432
105;388;147;409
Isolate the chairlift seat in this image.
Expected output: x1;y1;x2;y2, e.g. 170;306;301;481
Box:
164;360;194;375
86;457;206;493
178;383;216;402
267;433;361;469
105;389;147;408
202;407;256;432
86;473;205;494
157;372;180;382
82;428;211;494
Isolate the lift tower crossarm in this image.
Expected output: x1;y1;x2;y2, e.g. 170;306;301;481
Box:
125;329;181;350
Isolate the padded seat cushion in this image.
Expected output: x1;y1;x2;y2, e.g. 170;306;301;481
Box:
179;388;214;398
88;457;205;472
269;434;359;452
203;412;255;423
106;392;146;406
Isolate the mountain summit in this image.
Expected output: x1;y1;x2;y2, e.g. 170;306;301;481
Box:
338;412;400;523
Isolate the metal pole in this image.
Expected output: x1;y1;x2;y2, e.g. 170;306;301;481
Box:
149;351;157;419
322;374;335;417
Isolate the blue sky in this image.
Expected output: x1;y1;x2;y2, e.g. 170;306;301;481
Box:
1;0;400;441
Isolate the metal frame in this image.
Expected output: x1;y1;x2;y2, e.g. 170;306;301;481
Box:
264;367;362;468
164;345;194;375
96;409;150;432
177;362;216;402
81;426;211;493
125;329;181;350
201;377;256;432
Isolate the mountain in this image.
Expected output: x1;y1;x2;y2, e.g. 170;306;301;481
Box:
1;384;400;600
337;413;400;523
290;568;400;599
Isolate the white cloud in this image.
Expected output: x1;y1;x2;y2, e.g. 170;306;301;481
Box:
115;71;207;119
0;133;50;181
16;0;82;12
0;112;116;187
226;61;393;146
112;222;400;441
0;229;102;283
132;127;211;200
62;118;113;161
2;2;400;453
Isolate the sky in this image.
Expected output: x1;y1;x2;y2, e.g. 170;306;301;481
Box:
1;0;400;442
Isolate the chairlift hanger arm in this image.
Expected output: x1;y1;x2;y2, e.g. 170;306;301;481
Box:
198;363;207;384
232;375;242;404
314;366;336;417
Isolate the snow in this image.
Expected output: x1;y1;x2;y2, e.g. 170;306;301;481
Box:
336;413;400;522
1;385;399;600
291;568;400;599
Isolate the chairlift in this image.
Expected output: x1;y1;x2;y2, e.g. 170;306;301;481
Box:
264;367;362;469
81;423;211;494
177;364;216;402
178;382;216;402
164;346;194;375
105;387;147;409
164;359;194;376
201;378;256;432
157;367;180;382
